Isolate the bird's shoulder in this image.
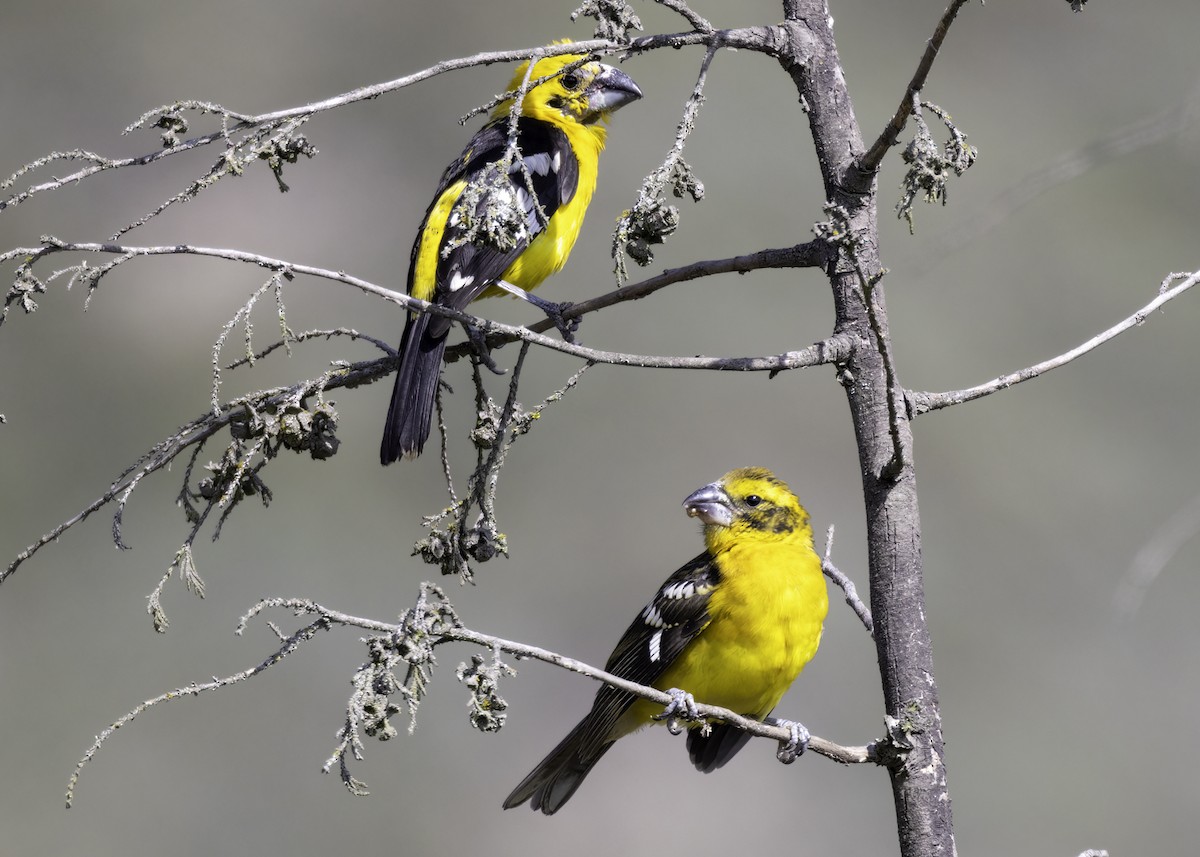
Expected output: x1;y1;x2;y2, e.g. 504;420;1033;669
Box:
434;116;579;204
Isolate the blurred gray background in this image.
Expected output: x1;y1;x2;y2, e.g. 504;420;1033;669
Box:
3;1;1198;855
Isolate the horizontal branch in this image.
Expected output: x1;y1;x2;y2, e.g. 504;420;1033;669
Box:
257;597;875;766
627;25;786;55
517;241;830;337
7;240;854;372
0;41;621;215
445;626;869;763
67;589;875;805
908;270;1200;414
1;30;788;217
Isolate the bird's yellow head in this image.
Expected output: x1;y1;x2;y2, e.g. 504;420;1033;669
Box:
684;467;812;554
495;48;642;130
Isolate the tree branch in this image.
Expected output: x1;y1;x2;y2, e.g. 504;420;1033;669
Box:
822;525;874;636
2;239;852;372
781;4;957;855
0;31;796;220
859;0;974;174
0;41;626;216
257;595;879;764
65;613;333;807
1;238;852;587
654;0;715;34
908;269;1200;415
515;241;831;338
66;590;876;806
441;626;871;765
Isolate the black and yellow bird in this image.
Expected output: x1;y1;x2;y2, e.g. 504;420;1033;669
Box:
504;467;829;814
380;48;642;463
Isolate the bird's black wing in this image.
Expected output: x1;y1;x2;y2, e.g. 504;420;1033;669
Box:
569;552;720;757
605;552;719;684
503;552;720;812
409;116;580;339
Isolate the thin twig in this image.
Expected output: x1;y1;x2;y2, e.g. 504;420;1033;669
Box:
908;270;1200;414
3;240;851;372
66;615;332;807
859;0;974;173
612;39;718;282
822;525;873;636
2;355;362;585
465;240;830;345
211;275;279;414
225;328;394;370
0;42;622;216
655;0;714;34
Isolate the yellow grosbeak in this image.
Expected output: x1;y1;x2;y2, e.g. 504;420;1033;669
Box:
380;48;642;463
504;467;829;814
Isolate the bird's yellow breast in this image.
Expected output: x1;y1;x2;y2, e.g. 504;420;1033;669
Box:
481;120;604;299
486;172;593;295
629;536;828;727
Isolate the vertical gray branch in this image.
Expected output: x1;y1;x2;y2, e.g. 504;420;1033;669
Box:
776;3;955;855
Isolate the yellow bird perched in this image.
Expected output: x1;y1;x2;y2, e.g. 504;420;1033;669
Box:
504;467;829;815
380;48;642;463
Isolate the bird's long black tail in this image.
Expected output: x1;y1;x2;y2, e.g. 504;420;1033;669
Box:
503;716;614;815
380;312;447;464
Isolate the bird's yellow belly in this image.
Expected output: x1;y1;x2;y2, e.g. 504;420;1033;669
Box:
479;205;585;298
628;540;828;726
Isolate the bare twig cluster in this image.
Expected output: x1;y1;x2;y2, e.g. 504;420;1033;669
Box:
412;345;597;583
611;41;713;281
0;234;844;615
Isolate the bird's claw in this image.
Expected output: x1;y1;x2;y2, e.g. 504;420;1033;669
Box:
527;294;580;343
465;325;506;376
654;688;700;735
490;279;581;343
767;716;810;764
546;301;580;344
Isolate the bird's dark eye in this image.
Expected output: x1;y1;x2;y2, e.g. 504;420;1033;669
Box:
745;495;762;507
560;72;582;91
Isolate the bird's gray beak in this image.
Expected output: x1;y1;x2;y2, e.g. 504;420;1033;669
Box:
683;482;735;527
585;64;643;118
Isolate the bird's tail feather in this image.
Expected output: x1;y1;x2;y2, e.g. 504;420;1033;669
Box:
380;313;447;464
685;720;754;772
503;717;614;815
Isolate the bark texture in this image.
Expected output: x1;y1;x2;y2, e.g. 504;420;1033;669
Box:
772;4;956;855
